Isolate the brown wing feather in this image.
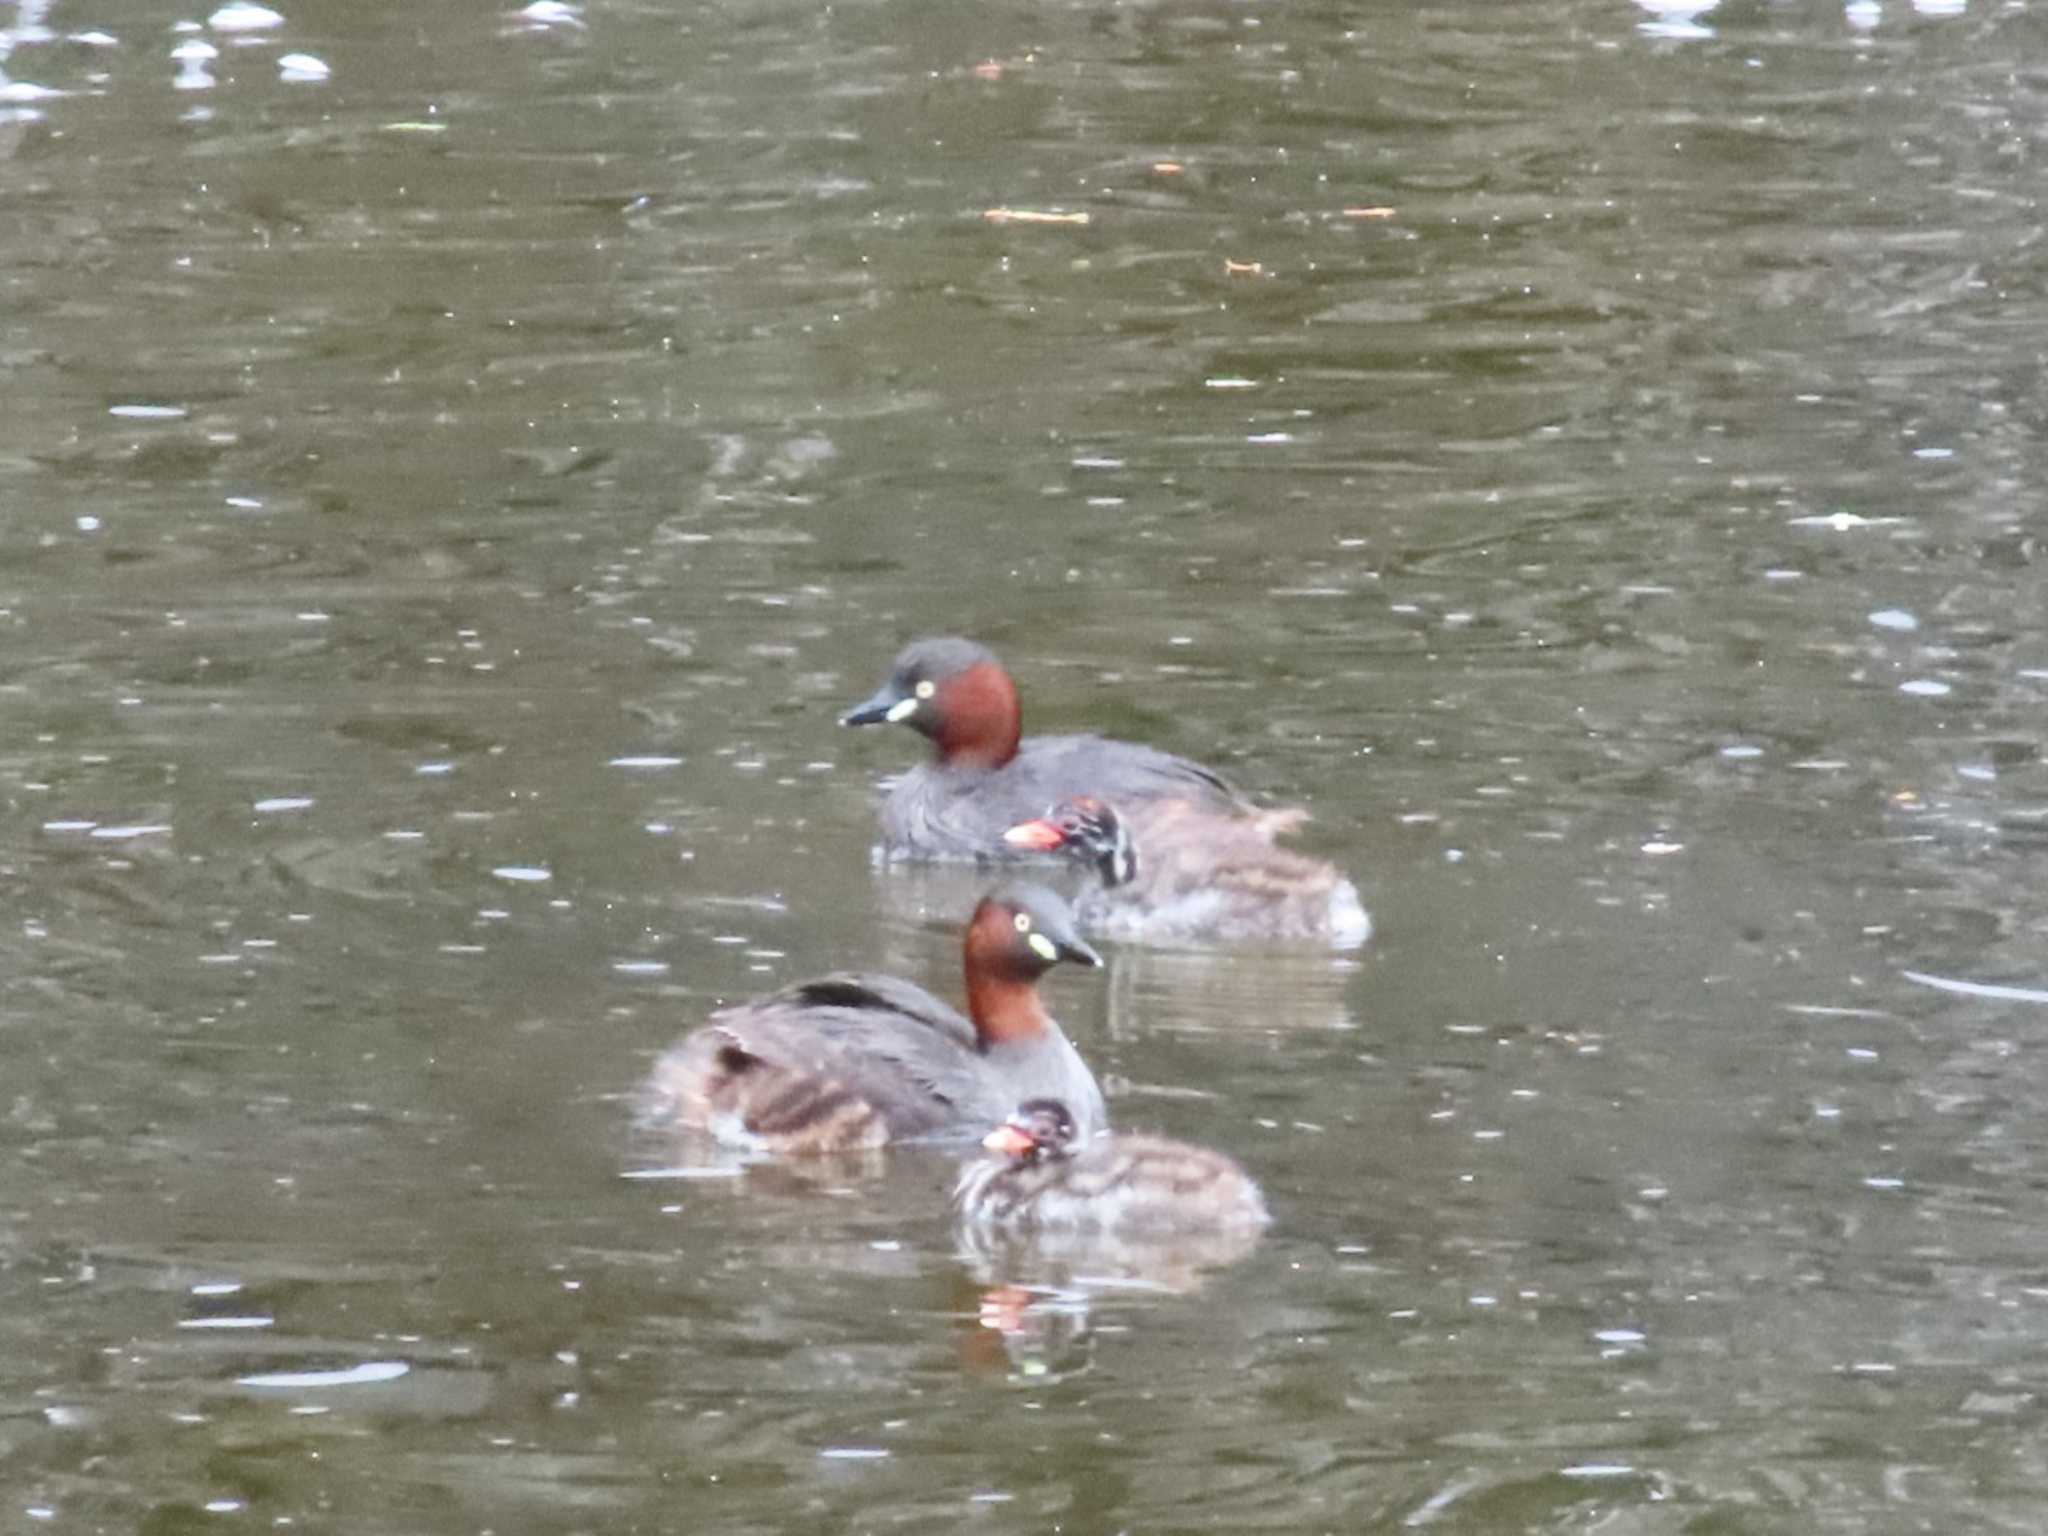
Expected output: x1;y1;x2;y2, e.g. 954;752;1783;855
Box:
959;1131;1270;1233
639;974;1002;1151
1123;800;1346;903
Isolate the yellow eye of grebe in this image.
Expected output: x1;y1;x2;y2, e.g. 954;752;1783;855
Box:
1013;912;1032;932
914;679;936;699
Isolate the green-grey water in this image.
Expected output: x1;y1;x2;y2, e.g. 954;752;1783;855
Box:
6;0;2048;1529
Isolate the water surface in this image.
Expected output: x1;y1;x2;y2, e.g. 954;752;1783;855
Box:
5;0;2048;1529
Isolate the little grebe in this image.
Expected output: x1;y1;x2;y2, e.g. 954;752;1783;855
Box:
954;1099;1271;1235
640;886;1108;1154
840;637;1255;861
1004;795;1370;948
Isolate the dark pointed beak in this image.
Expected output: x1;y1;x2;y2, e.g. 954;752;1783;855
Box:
839;682;902;728
1002;818;1067;853
1030;899;1103;968
1059;934;1104;969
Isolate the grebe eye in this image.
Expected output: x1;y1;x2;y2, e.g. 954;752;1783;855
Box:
1013;912;1032;933
914;679;936;699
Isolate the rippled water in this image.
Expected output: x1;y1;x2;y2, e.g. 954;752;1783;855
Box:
6;0;2048;1528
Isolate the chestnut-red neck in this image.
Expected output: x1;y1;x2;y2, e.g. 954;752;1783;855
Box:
962;909;1050;1047
931;661;1022;769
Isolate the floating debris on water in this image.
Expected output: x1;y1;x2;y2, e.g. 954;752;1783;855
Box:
1903;970;2048;1005
210;3;285;31
239;1361;409;1389
982;208;1089;226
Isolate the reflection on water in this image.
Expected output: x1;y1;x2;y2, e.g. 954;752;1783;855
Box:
860;862;1369;1036
957;1215;1267;1303
5;0;2048;1527
1103;944;1365;1039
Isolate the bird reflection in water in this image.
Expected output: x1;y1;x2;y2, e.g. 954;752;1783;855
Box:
950;1098;1268;1378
